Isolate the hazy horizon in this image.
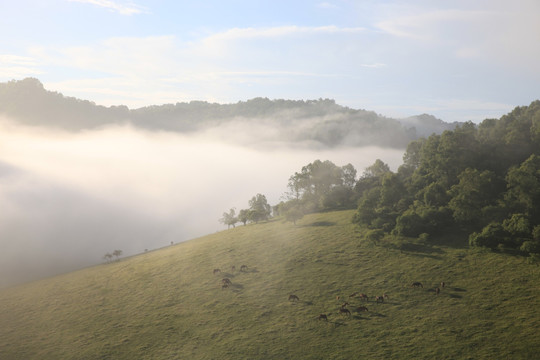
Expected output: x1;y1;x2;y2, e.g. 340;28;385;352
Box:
2;1;540;123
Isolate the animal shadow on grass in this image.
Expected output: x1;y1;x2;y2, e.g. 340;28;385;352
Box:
399;243;445;260
452;287;466;292
448;293;462;299
329;320;347;327
229;284;244;293
290;300;313;306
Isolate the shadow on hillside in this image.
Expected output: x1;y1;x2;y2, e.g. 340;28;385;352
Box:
303;221;336;227
400;242;445;254
327;320;347;327
228;284;244;293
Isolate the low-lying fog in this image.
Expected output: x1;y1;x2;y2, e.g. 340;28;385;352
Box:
0;118;405;288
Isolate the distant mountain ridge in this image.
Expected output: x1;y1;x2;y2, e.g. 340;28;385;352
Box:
0;78;462;148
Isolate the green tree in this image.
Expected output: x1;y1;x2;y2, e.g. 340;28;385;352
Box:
112;249;122;261
448;168;503;228
237;209;249;226
248;194;272;223
285;206;304;225
220;208;238;229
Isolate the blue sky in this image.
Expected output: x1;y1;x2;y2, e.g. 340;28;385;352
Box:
1;0;539;122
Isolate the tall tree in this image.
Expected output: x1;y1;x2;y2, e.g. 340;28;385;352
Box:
220;208;238;229
248;194;272;223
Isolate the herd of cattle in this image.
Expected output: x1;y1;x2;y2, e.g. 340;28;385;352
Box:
213;266;446;322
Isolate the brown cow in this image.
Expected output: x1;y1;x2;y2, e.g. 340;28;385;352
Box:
289;294;300;302
240;264;248;272
221;283;229;290
222;278;232;285
358;293;369;301
356;306;368;312
441;281;445;288
435;287;440;295
349;292;359;298
341;302;350;308
411;282;423;288
375;296;384;303
213;268;221;275
339;308;351;316
231;265;236;273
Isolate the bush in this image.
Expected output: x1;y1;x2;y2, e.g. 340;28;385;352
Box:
520;240;540;254
469;222;507;248
365;229;384;244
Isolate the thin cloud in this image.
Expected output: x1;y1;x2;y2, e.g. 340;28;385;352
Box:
0;54;42;78
68;0;148;15
317;2;339;9
206;25;367;42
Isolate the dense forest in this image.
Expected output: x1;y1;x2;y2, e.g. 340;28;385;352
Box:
0;78;460;148
269;101;540;260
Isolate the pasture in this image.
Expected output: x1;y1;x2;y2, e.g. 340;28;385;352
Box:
1;210;539;359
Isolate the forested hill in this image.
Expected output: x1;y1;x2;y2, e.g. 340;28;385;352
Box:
0;78;461;148
349;100;540;259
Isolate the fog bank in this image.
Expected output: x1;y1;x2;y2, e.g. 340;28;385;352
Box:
0;119;405;287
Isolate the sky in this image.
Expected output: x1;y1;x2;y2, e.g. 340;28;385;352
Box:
1;0;539;123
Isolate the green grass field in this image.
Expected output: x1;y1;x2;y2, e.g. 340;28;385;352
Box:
1;210;539;359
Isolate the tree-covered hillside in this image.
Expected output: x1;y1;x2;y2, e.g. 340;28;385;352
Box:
0;78;460;148
350;100;540;259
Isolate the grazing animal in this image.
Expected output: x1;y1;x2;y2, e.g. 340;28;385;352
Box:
375;296;384;303
441;282;445;288
231;265;236;272
240;264;248;272
411;282;423;288
221;284;229;290
213;268;221;275
359;293;369;301
336;296;341;301
339;308;351;316
384;293;389;299
435;287;440;295
341;302;350;308
318;314;328;321
349;292;359;298
222;278;232;285
288;294;300;302
356;306;369;312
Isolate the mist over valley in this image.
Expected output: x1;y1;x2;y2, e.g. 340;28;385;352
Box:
0;81;420;287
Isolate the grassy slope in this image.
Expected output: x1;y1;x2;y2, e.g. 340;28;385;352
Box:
1;210;539;359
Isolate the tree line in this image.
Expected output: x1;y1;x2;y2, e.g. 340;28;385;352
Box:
351;100;540;260
0;78;460;148
221;100;540;262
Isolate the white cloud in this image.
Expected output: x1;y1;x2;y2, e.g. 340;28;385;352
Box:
68;0;147;15
317;2;339;9
23;25;381;107
0;54;43;79
205;25;366;42
373;2;540;74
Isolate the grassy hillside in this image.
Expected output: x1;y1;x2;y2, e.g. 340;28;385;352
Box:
1;210;539;359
